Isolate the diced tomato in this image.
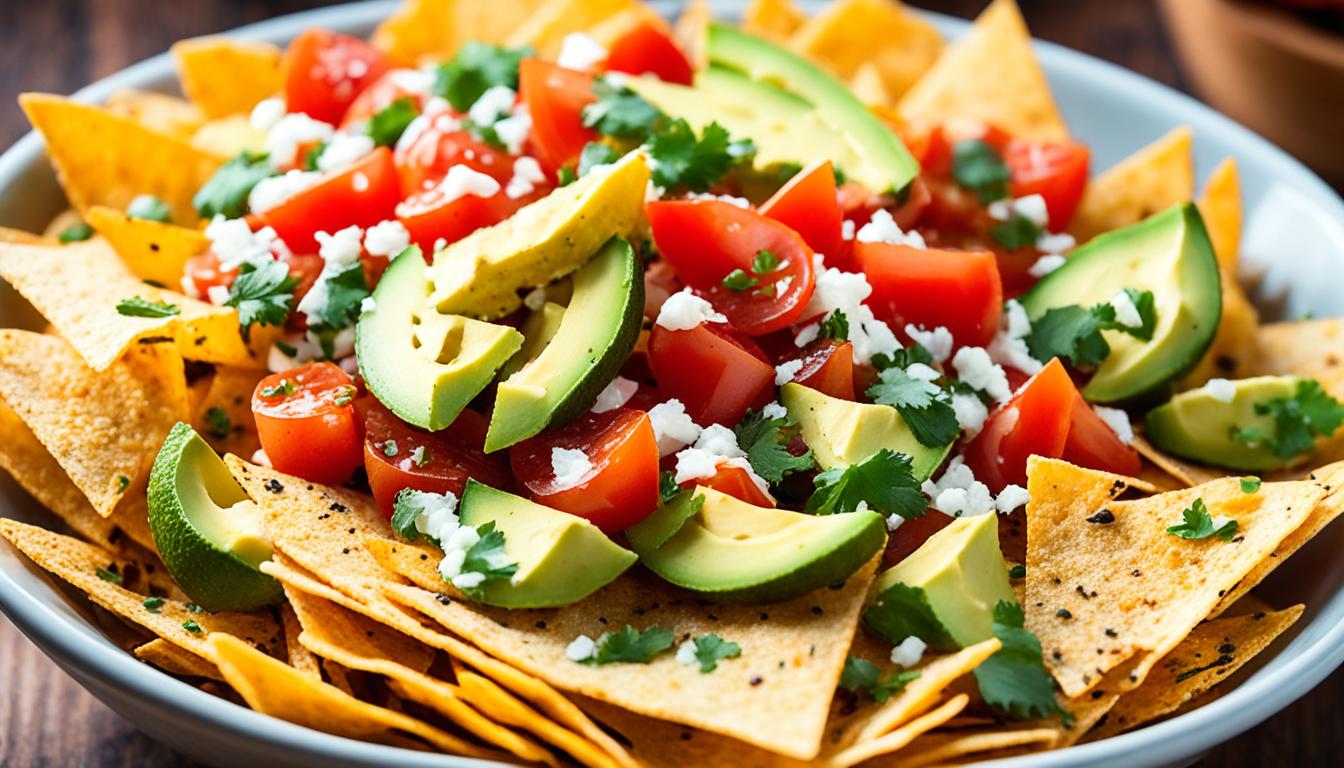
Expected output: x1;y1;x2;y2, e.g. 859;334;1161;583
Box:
252;363;363;485
282;28;390;125
648;322;775;426
340;70;425;129
1063;395;1142;478
182;249;324;311
1004;140;1090;232
510;408;660;532
647;200;816;336
519;58;598;171
261;147;402;254
760;161;842;258
397;185;509;253
359;398;511;516
882;511;952;569
393;111;517;196
791;340;856;401
855;242;1003;349
962;359;1075;493
604;21;694;85
642;258;683;322
904;119;1011;177
687;463;775;507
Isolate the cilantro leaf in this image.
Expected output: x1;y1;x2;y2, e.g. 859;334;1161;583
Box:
127;195;172;223
721;268;759;292
1119;288;1158;341
866;367;960;448
817;310;849;342
840;657;920;703
658;470;681;503
863;583;957;652
58;221;94;243
990;213;1042;250
312;262;369;330
1252;378;1344;460
193;151;276;219
1240;477;1261;494
116;296;180;318
259;380;295;398
225;259;298;335
751;249;779;274
951;139;1010;203
733;410;815;484
142;596;165;613
1025;291;1159;368
303;142;327;171
648;120;754;193
391;488;428;542
182;619;203;634
581;80;664;141
459;521;519;591
690;634;741;673
204;407;231;438
578;141;620;177
95;566;122;585
366;97;420;147
583;625;675;665
1166;498;1237;541
871;343;933;372
432;42;530;111
974;601;1070;723
805;448;925;521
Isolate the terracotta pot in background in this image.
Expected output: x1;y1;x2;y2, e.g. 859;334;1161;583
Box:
1160;0;1344;186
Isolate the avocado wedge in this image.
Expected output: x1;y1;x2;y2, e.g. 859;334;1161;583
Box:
1145;375;1309;471
147;422;281;612
1020;203;1221;403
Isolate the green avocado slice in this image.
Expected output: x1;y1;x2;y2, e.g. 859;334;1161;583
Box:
147;422;282;612
1145;375;1306;471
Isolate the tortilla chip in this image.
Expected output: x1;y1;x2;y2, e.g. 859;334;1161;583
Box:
505;0;639;58
41;210;83;241
0;330;186;516
279;602;322;680
790;0;942;103
674;0;713;71
897;0;1066;142
1131;435;1227;488
0;227;44;244
134;638;223;680
1088;605;1303;740
373;533;879;760
848;63;892;107
743;0;807;42
1024;457;1322;698
208;633;508;757
881;725;1059;768
86;205;208;288
0;238;268;370
20;93;223;224
1001;470;1156;564
1197;157;1242;272
189;114;267;158
372;0;545;65
104;89;205;139
0;519;280;663
585;5;671;47
1069;127;1194;242
191;366;264;459
1250;318;1344;382
172;37;282;119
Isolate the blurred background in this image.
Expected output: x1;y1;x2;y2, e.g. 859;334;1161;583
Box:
0;1;1341;766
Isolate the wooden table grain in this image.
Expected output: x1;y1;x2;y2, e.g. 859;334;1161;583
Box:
0;1;1339;766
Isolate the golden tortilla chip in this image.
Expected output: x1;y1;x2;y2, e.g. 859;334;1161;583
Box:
743;0;807;42
372;0;546;65
674;0;713;71
191;366;264;459
1088;605;1303;740
585;5;671;47
134;638;224;680
790;0;942;103
0;227;44;244
86;205;208;288
1197;157;1242;272
1024;457;1322;698
1069;127;1193;242
897;0;1066;142
850;63;892;108
0;330;186;516
505;0;639;58
190;114;268;158
882;725;1059;768
280;602;322;680
0;519;280;663
41;209;83;241
20;93;223;224
208;633;508;757
172;37;282;119
105;89;205;140
1250;318;1344;382
0;238;269;370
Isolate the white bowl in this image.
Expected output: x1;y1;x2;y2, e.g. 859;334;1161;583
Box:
1;2;1342;766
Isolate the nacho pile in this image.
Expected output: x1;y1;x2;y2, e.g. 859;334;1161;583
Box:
1;1;1341;766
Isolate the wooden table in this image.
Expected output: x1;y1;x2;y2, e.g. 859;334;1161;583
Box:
0;1;1339;765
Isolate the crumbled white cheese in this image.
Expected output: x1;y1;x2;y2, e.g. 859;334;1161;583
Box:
889;636;927;668
673;425;770;498
1035;232;1076;255
656;288;727;331
648;399;703;456
360;296;377;314
316;132;375;172
467;85;517;126
522;286;547;311
687;192;751;209
904;325;954;364
264;113;334;169
566;635;598;662
206;284;231;306
885;513;905;532
904;363;941;382
429;164;502;204
794;323;820;348
952;346;1012;403
775;359;804;386
1110;290;1143;330
925;457;997;518
250;448;272;468
550;447;593;491
206;216;286;271
248;169;321;214
249;97;286;132
297;225;365;326
952;392;989;438
995;484;1030;515
645;179;667;202
1093;405;1135;444
493;110;532;155
395;113;432;153
761;401;788;421
591;376;638;414
1027;254;1067;278
988;194;1048;228
675;639;699;666
1211;514;1237;531
803;262;901;364
774;275;794;296
363;219;411;258
841;219;856;241
557;33;609;71
856;209;926;249
1206;378;1236;403
987;299;1043;376
505;155;547;199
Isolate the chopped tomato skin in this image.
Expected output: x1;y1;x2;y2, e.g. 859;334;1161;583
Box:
685;463;775;507
855;242;1003;349
1005;140;1090;233
252;362;363;486
882;511;952;569
604;21;695;84
283;29;390;125
760;161;843;258
393;115;516;196
648;322;775;427
791;340;857;401
340;70;425;129
510;408;660;532
1063;396;1143;478
261;147;401;254
519;59;597;172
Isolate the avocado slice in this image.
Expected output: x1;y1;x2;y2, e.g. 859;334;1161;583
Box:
705;24;919;193
1019;203;1222;404
869;513;1014;648
147;422;282;612
484;237;644;452
628;67;871;190
781;382;951;482
498;300;566;382
455;480;637;608
357;247;524;431
1145;375;1305;471
429;150;649;319
626;486;886;604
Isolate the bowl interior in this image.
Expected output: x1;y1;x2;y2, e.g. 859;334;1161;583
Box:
1;2;1343;767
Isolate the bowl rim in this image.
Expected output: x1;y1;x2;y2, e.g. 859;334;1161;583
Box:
1;2;1343;766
